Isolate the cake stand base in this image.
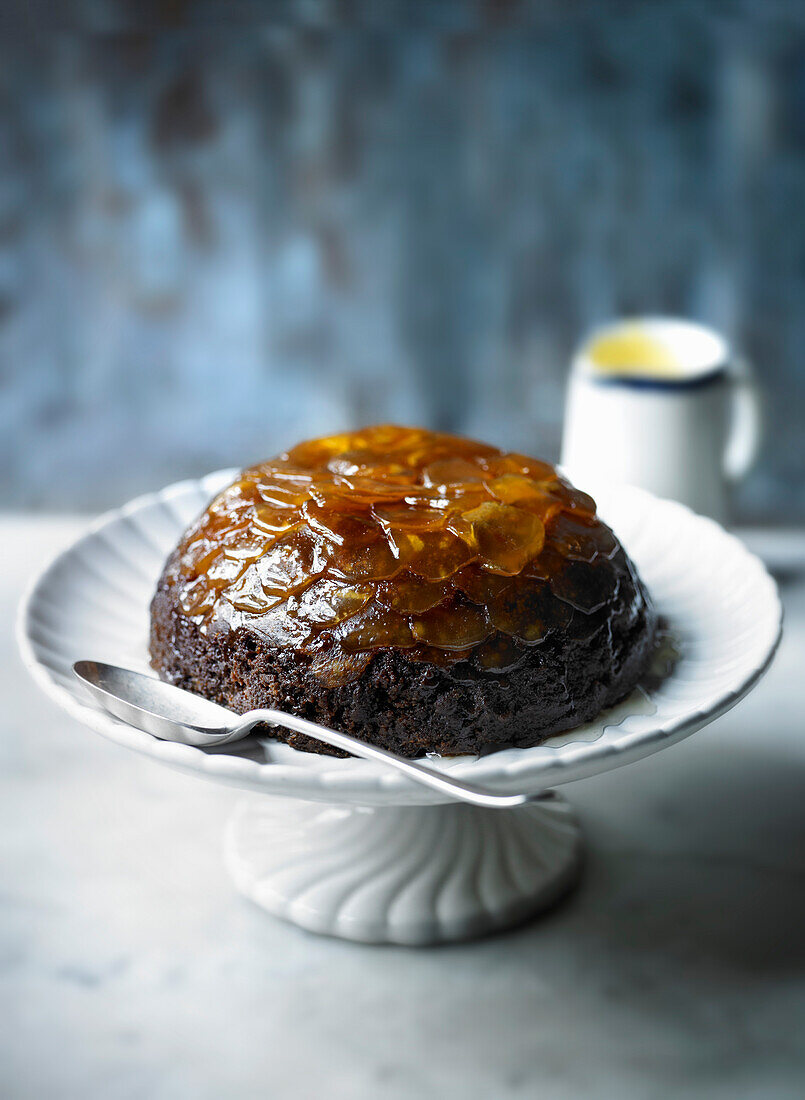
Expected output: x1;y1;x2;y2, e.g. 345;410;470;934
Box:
224;794;582;945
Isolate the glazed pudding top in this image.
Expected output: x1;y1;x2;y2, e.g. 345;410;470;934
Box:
167;426;633;682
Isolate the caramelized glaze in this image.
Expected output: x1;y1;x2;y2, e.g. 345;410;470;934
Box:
168;426;623;683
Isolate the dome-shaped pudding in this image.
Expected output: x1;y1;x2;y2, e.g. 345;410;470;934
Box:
150;426;656;756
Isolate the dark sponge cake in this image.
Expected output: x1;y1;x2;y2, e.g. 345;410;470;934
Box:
150;425;657;757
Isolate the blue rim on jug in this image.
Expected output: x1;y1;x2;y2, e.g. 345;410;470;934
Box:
577;317;729;391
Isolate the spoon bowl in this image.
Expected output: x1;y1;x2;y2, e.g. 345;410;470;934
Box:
75;660;239;744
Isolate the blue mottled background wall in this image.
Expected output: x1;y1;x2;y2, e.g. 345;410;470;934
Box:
1;2;804;517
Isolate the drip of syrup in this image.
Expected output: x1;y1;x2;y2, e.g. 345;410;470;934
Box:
545;623;680;747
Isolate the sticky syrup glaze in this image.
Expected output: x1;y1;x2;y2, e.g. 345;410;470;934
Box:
164;426;634;685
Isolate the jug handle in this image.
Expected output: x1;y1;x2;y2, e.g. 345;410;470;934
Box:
724;356;763;481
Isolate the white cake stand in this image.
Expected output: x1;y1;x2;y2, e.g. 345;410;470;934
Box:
18;472;782;945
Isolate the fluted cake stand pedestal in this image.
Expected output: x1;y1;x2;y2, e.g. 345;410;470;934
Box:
224;795;580;944
19;472;782;945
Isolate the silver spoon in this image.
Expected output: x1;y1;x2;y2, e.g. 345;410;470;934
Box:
73;660;549;810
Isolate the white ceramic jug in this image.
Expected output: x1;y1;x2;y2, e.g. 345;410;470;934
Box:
560;317;762;523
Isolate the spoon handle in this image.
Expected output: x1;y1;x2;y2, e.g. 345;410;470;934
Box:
232;709;535;810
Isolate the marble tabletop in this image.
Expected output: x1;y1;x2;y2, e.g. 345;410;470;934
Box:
2;516;805;1100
